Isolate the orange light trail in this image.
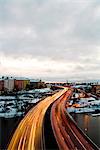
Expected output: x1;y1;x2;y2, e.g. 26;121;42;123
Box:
8;88;68;150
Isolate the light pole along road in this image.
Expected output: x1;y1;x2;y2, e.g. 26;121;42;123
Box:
8;87;68;150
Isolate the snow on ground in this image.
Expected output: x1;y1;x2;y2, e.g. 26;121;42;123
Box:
30;98;40;104
80;97;96;102
67;107;99;113
0;96;16;100
28;88;52;94
34;88;52;93
0;109;24;118
0;88;52;118
67;96;100;114
18;88;52;94
0;97;39;118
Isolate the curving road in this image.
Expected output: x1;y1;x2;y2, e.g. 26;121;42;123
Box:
8;87;99;150
51;89;99;150
8;88;68;150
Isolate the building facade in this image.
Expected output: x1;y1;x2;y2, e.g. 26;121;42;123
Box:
4;78;14;92
23;79;30;90
0;80;4;91
14;79;24;91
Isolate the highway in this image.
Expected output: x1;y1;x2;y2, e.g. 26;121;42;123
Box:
8;86;99;150
51;89;99;150
8;87;68;150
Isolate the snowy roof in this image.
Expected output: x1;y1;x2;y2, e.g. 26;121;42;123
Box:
30;79;40;82
4;77;15;80
14;77;30;80
0;76;15;80
0;76;30;80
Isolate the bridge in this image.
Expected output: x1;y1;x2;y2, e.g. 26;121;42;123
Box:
8;87;99;150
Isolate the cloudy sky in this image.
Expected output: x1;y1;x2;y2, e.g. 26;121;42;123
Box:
0;0;100;81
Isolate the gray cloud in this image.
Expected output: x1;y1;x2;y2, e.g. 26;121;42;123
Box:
0;0;100;80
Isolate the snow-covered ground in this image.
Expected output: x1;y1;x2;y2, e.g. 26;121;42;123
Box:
67;106;100;113
33;88;52;93
0;88;52;118
0;97;40;118
0;96;16;100
18;88;52;94
0;108;24;118
67;96;100;114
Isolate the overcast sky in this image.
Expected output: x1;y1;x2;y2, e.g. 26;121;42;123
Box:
0;0;100;81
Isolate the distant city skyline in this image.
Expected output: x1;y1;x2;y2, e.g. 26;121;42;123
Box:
0;0;100;81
